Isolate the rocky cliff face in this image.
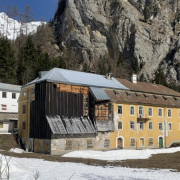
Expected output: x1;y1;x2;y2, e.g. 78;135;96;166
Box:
53;0;180;83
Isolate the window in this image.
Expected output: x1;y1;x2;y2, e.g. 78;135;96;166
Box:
130;106;135;115
1;104;7;110
2;92;6;98
159;123;163;131
168;109;172;117
0;122;3;128
148;138;153;146
139;138;144;147
12;93;16;99
118;105;123;115
118;121;123;130
139;106;144;117
130;138;135;147
130;121;135;130
22;121;26;130
139;122;144;130
149;122;153;130
23;105;26;114
168;123;172;130
23;90;26;96
31;88;35;95
148;107;153;116
158;108;162;117
104;139;110;148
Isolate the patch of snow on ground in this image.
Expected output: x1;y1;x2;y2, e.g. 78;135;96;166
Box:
63;147;180;161
0;156;179;180
10;148;24;154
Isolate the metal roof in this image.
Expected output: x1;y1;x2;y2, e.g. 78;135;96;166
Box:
25;68;129;90
0;83;21;92
90;87;110;101
46;115;96;135
0;113;18;121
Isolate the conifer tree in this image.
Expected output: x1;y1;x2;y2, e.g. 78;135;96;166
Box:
0;37;17;84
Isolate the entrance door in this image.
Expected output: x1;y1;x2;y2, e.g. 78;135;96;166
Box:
117;138;123;149
159;137;163;148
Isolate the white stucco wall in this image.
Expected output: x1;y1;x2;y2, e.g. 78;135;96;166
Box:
0;122;9;132
0;91;20;113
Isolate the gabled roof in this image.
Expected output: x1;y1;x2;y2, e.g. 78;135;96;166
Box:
0;83;21;92
25;68;129;90
117;79;180;97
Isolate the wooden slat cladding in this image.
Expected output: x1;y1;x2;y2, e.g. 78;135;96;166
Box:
46;83;88;117
95;102;110;121
30;82;51;139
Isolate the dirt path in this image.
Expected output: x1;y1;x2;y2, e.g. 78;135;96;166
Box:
2;150;180;172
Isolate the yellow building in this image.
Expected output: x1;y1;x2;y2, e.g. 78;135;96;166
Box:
106;76;180;149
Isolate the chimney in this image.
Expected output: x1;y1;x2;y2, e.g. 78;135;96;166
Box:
131;74;137;83
106;73;112;80
39;71;48;79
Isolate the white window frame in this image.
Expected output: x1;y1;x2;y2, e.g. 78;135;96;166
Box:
117;105;123;115
148;122;153;130
148;107;153;117
148;137;153;147
139;106;144;116
168;122;172;131
118;121;123;130
139;122;144;130
159;122;163;131
130;138;136;147
130;121;135;130
158;108;163;117
167;109;172;118
130;106;135;116
139;137;145;147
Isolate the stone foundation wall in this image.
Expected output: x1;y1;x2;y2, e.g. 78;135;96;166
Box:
34;139;51;154
51;132;111;155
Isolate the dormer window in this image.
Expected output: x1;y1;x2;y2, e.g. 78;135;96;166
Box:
136;93;140;98
162;96;167;100
113;90;119;96
174;97;178;101
154;95;158;99
126;92;131;97
144;94;148;99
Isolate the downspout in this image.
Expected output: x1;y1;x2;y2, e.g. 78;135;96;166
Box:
164;107;167;148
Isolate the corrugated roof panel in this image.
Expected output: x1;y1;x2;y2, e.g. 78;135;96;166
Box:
0;113;18;121
0;83;21;92
25;68;129;90
90;87;110;101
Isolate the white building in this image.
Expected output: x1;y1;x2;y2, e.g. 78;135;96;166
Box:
0;83;21;133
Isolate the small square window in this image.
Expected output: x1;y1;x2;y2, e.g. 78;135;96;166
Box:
1;104;7;111
168;109;172;117
159;123;163;131
0;122;3;128
139;138;144;147
148;138;153;146
168;123;172;130
148;107;152;116
158;108;162;117
149;122;153;130
130;138;135;147
118;105;123;115
130;121;135;130
118;121;123;130
23;105;26;114
12;93;16;99
2;92;6;98
139;122;144;130
22;121;26;130
130;106;135;115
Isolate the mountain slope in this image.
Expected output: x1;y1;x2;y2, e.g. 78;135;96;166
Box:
53;0;180;83
0;12;46;40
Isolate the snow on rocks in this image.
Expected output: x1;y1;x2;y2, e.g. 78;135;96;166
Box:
63;147;180;161
10;148;24;154
0;12;46;40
